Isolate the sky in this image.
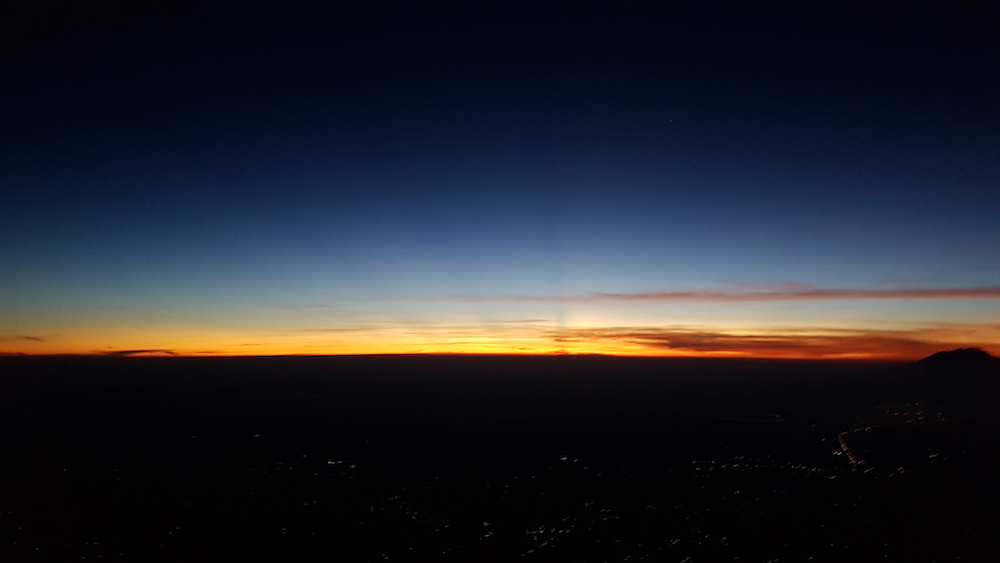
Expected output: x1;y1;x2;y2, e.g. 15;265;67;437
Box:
2;2;1000;359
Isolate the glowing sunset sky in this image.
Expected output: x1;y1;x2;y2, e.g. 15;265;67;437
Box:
3;4;999;359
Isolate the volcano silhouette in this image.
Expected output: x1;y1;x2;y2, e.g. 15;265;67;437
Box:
920;348;999;365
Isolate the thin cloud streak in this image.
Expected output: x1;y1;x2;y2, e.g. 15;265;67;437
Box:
452;286;1000;303
297;320;551;335
101;349;178;357
302;327;379;333
547;325;990;359
0;335;47;342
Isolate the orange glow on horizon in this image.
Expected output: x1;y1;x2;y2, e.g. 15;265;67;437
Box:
3;331;993;361
4;315;998;361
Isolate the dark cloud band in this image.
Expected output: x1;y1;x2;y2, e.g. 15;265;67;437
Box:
452;286;1000;303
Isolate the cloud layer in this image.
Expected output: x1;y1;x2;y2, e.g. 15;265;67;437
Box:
545;325;987;359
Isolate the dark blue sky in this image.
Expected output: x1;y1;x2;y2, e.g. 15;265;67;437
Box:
3;2;999;357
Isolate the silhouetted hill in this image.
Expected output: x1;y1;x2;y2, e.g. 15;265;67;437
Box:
915;349;999;413
920;348;999;365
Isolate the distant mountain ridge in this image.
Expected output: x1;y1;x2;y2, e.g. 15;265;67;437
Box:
919;348;999;364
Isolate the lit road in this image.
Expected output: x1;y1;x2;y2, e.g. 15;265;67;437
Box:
838;431;859;465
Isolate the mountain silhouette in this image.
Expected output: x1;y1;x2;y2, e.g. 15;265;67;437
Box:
915;348;999;413
919;348;999;365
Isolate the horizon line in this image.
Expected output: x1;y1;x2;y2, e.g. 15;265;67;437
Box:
0;351;940;362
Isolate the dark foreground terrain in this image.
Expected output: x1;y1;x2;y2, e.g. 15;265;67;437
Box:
1;355;998;561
